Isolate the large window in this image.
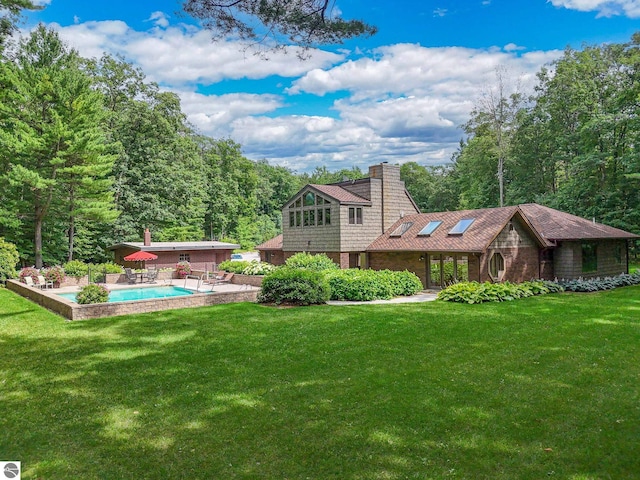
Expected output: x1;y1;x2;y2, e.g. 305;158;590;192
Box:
288;191;331;228
582;242;597;273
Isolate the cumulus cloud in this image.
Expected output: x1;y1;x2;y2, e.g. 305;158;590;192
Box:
549;0;640;18
51;19;342;86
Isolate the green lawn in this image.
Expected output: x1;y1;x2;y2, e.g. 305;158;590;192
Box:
1;288;639;479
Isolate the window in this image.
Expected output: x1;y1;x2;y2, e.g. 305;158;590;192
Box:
489;252;505;280
287;191;331;229
582;242;597;273
418;220;442;236
349;207;363;225
304;191;315;206
449;218;475;235
390;222;414;237
615;243;623;264
179;253;191;262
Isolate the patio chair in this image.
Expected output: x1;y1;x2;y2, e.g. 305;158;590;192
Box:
36;275;53;289
125;268;138;284
215;272;234;285
23;276;35;287
145;267;158;283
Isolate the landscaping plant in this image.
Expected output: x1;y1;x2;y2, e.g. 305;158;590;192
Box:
0;237;19;284
19;267;39;283
438;280;564;304
258;267;330;305
176;261;191;278
284;252;339;271
75;284;109;304
43;266;65;286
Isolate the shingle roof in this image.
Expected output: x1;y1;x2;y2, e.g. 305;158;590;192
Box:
109;241;240;251
255;234;283;250
519;203;638;240
368;203;638;253
309;184;372;205
367;206;523;253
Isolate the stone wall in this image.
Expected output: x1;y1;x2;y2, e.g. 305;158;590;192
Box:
7;279;258;321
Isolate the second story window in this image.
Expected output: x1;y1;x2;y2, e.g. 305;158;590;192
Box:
288;191;331;228
349;207;363;225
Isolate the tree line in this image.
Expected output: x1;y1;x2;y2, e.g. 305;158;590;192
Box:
2;14;639;267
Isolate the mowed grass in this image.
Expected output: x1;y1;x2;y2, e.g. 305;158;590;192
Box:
1;288;639;479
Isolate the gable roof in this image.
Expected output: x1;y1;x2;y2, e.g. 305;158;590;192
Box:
367;206;526;253
519;203;638;241
255;234;283;251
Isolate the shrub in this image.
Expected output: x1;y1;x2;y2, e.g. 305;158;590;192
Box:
325;269;423;301
242;261;276;276
19;267;39;283
438;280;565;304
43;266;65;285
219;260;252;274
76;284;109;304
285;252;339;271
0;237;19;283
558;272;640;292
99;262;125;274
327;269;394;301
176;261;191;278
63;260;89;278
258;267;330;305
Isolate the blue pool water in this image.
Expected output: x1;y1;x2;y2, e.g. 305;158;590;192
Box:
58;286;195;303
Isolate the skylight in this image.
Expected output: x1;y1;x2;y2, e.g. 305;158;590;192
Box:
389;222;413;237
448;218;475;235
418;220;443;236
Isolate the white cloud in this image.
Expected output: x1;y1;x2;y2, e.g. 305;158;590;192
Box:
51;20;343;86
31;0;51;5
549;0;640;17
147;11;170;29
29;18;561;171
433;8;448;17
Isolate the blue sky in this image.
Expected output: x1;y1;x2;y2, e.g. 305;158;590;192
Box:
22;0;640;173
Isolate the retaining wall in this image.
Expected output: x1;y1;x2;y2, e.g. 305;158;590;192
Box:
7;280;258;321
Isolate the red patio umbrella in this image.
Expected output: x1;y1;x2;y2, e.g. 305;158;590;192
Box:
123;251;158;262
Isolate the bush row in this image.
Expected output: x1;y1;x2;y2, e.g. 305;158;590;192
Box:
258;253;423;305
558;272;640;292
437;280;564;304
326;269;423;301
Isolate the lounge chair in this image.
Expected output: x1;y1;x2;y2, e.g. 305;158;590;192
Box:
23;276;35;287
215;272;234;285
36;275;53;289
125;268;138;284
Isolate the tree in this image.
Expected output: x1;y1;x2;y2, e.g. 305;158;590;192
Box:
0;26;116;267
0;0;41;50
182;0;376;53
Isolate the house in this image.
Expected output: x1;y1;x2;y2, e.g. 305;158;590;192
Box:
110;229;239;271
257;163;638;288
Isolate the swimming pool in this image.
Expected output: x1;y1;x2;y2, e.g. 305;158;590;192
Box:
58;286;195;303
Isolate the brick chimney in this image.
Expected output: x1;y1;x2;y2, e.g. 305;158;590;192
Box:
144;228;151;246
